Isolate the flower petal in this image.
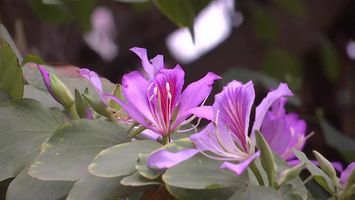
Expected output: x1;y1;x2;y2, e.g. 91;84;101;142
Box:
177;72;221;123
340;162;355;185
130;47;156;79
140;129;161;141
187;106;214;121
79;68;103;93
150;54;164;72
213;81;255;149
220;151;260;176
147;149;198;169
121;71;154;122
251;83;293;141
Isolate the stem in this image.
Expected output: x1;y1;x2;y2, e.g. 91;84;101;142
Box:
250;161;265;186
68;104;79;119
162;135;169;145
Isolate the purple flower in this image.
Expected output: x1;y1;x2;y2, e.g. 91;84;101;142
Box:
148;81;293;175
340;162;355;186
260;97;307;160
79;68;103;96
130;47;164;80
115;57;220;136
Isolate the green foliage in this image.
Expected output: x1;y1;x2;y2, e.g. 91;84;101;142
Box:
0;39;24;99
319;39;340;83
28;120;130;181
154;0;212;41
0;24;23;62
250;5;277;43
0;99;64;181
89;140;161;178
6;166;73;200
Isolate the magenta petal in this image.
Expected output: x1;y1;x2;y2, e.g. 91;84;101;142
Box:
187;106;214;121
178;72;221;120
213;81;255;148
130;47;155;79
220;151;260;176
340;162;355;185
37;65;53;95
251;83;293;138
147;149;198;169
121;71;154;122
79;68;103;93
150;54;164;73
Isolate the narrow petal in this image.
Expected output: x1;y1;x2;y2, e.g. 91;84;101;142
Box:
187;106;214;121
177;72;221;124
340;162;355;185
79;68;103;93
251;83;293;141
150;54;164;72
147;149;198;169
130;47;155;79
213;81;255;149
220;151;260;176
121;71;154;122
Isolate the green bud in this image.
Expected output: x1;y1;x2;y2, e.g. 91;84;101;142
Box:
83;94;115;121
277;162;306;186
313;150;337;179
255;130;277;187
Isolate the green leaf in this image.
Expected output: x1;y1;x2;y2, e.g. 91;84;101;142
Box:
0;24;23;62
114;0;149;2
230;185;283;200
163;154;248;189
22;54;45;66
67;172;139;200
166;184;238;200
0;99;64;181
28;120;130;181
154;0;211;40
23;85;63;108
318;117;355;162
120;172;161;187
136;153;164;180
293;150;333;194
0;91;11;104
0;38;24;99
6;166;73;200
89;140;161;178
319;38;340;83
255;131;276;187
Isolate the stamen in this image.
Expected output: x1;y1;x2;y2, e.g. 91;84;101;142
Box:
166;82;171;92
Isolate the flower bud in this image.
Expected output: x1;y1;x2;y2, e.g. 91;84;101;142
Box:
277;162;306;186
38;65;74;109
313;150;337;179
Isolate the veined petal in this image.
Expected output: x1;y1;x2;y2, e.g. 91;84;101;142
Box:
130;47;156;79
79;68;103;93
187;106;214;121
251;83;293;141
177;72;221;124
220;151;260;176
213;81;255;149
121;71;154;122
147;149;198;169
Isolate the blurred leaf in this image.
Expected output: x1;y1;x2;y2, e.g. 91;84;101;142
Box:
0;99;64;181
250;4;277;43
136;153;164;180
22;54;45;66
154;0;212;41
28;120;130;181
262;48;303;90
89;140;161;178
319;39;340;83
23;85;63;108
0;39;24;99
67;172;141;200
6;166;73;200
0;24;23;62
305;180;331;200
115;0;149;2
318;117;355;162
229;186;283;200
0;91;11;104
274;0;306;18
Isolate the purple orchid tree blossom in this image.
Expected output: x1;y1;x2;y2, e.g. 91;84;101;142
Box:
260;97;307;161
112;48;220;142
148;81;294;176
